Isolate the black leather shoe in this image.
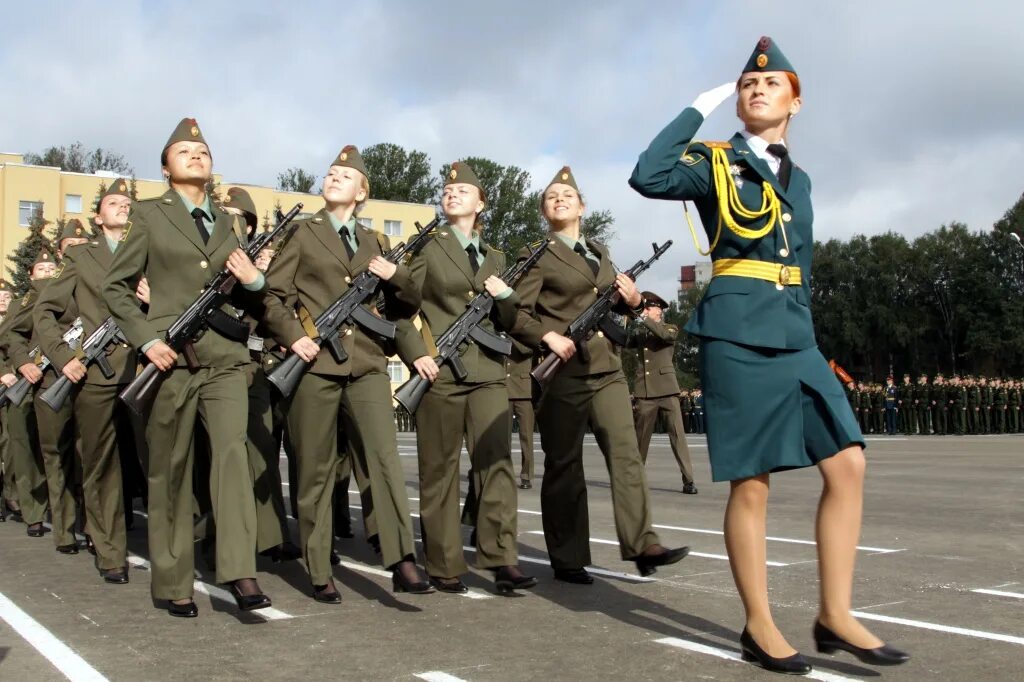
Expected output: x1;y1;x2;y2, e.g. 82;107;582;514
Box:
167;600;198;618
428;576;468;593
312;583;342;604
634;545;690;577
229;582;272;611
493;566;538;593
56;543;79;555
518;479;532;490
392;570;435;594
99;567;129;584
259;541;302;563
330;549;341;565
79;535;96;555
682;482;698;495
553;567;594;585
26;523;46;537
740;628;812;675
813;621;909;665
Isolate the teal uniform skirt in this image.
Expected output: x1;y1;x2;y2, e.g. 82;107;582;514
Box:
700;339;865;482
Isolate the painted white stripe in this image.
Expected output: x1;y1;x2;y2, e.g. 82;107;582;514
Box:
504;544;656;583
972;588;1024;600
127;554;293;621
336;558;491;600
414;673;469;682
654;637;860;682
524;531;789;568
850;610;1024;646
651;524;903;553
0;592;110;682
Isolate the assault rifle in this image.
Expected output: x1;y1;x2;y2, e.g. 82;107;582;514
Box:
394;238;550;413
40;317;127;411
266;218;439;398
531;240;672;390
0;318;84;407
119;203;303;416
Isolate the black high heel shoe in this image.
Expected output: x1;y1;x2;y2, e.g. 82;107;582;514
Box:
633;545;690;577
229;581;272;611
493;566;538;594
813;621;909;665
740;628;812;675
167;600;198;618
312;581;342;604
391;568;435;594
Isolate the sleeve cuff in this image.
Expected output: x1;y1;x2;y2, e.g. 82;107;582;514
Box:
494;288;513;301
243;273;266;292
140;339;160;353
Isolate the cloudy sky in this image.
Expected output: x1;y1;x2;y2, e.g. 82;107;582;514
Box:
2;1;1021;296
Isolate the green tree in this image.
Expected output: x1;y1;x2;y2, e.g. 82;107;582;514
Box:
581;209;616;244
673;283;706;387
276;167;318;194
25;141;133;175
361;143;440;204
6;208;56;297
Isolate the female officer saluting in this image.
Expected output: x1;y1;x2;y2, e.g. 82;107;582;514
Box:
629;38;908;674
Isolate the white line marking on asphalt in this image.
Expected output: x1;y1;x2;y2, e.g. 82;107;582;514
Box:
651;524;903;553
0;591;110;682
78;613;100;627
506;542;656;583
654;637;861;681
972;588;1024;600
850;610;1024;645
524;531;790;567
127;554;293;620
414;673;469;682
336;558;492;600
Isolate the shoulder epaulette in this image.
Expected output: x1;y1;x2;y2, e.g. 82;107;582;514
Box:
700;140;732;149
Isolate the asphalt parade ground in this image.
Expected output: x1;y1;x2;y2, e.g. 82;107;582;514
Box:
0;432;1021;681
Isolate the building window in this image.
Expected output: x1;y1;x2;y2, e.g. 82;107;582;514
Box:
384;219;402;236
18;201;43;227
64;194;82;214
357;217;373;230
387;361;404;383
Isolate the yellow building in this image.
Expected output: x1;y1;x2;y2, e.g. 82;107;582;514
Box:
0;152;436;391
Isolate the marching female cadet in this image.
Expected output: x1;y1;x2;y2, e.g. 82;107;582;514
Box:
629;37;909;674
262;145;432;602
508;167;689;585
34;181;138;584
395;161;536;593
104;118;271;617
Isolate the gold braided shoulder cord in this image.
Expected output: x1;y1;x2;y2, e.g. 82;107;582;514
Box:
684;147;787;256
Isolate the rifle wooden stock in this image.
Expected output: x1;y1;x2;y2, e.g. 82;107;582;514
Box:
393;373;431;414
119;362;165;417
530;352;563;390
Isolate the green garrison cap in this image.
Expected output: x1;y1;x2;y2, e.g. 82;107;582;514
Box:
224;187;257;218
545;165;579;192
163;117;208;153
100;178;131;202
331;145;368;176
0;279;10;292
446;160;486;199
742;36;796;75
32;249;55;268
59;218;88;241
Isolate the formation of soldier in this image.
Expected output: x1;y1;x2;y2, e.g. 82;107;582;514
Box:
845;374;1024;435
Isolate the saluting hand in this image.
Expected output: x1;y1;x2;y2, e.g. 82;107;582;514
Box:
615;273;642;308
692;81;737;115
226;249;260;286
135;277;150;305
18;362;42;384
413;356;440;382
62;358;87;384
291;336;320;363
145;341;178;372
483;275;509;298
542;332;576;362
368;256;397;281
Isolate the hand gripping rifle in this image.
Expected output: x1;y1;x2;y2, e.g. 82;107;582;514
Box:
39;316;127;411
0;318;84;408
394;238;550;414
266;218;440;399
119;203;303;416
530;240;672;390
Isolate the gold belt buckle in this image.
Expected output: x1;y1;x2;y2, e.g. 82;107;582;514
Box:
777;264;792;290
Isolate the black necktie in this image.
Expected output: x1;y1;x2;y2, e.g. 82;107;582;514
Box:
190;207;210;245
339;226;355;260
574;242;599;276
766;143;792;191
466;244;480;275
